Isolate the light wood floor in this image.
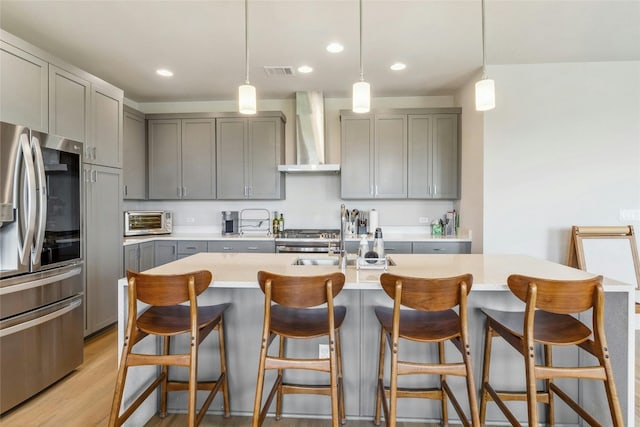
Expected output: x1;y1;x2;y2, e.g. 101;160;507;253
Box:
1;328;639;426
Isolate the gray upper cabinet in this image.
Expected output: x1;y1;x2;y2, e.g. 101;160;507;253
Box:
0;41;48;131
408;113;459;199
89;84;123;168
48;65;89;142
123;107;147;199
216;115;284;200
341;114;407;199
148;118;216;199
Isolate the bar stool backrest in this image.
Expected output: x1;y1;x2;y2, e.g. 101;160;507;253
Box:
507;274;604;315
379;273;473;311
257;271;345;308
126;270;212;306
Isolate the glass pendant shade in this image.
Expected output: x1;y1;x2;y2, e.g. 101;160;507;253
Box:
352;81;370;113
475;78;495;111
239;84;256;115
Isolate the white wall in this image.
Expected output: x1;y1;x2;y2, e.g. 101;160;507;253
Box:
126;95;458;232
483;61;640;262
455;71;485;253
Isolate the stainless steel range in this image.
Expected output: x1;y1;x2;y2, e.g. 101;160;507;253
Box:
275;229;340;253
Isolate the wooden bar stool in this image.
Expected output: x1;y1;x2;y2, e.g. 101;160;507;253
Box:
252;271;346;427
109;270;231;427
479;274;624;426
374;273;480;427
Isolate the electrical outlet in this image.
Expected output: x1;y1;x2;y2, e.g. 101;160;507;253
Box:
185;217;195;223
418;217;430;224
318;344;330;359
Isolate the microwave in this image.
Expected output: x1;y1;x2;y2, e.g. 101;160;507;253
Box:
124;210;173;236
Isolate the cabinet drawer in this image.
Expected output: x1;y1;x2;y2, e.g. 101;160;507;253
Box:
177;241;207;255
383;241;412;254
412;242;470;254
208;240;275;253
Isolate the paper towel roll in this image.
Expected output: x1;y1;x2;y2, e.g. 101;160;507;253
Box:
368;209;378;234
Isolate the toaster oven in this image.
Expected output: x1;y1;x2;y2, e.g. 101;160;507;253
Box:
124;211;173;236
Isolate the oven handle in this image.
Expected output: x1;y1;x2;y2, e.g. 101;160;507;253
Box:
0;297;81;338
0;266;82;296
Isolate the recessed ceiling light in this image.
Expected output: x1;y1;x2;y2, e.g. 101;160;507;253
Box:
156;69;173;77
326;42;344;53
297;65;313;74
390;62;406;71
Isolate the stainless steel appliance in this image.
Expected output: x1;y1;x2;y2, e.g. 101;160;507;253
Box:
0;122;84;413
275;229;340;253
221;211;239;235
124;210;173;236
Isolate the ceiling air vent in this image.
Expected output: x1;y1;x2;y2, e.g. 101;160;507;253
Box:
263;66;295;77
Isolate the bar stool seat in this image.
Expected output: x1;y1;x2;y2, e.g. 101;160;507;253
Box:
253;271;346;427
480;274;624;427
109;270;230;427
374;273;480;427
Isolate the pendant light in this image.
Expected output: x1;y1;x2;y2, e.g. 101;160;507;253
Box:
239;0;256;114
352;0;370;113
475;0;495;111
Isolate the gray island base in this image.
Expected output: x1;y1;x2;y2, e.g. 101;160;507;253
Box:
116;253;634;426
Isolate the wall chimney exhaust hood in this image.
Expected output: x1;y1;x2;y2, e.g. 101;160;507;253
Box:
278;91;340;173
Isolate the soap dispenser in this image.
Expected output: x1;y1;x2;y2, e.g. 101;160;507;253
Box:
373;227;384;258
358;235;369;258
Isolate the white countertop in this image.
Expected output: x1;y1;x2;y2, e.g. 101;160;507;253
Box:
134;252;631;292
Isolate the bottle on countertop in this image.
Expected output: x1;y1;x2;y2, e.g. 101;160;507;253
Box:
279;213;285;232
272;212;279;234
358;235;370;258
372;227;384;258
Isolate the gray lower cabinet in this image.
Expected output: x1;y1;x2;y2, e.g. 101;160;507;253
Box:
345;240;412;254
208;240;275;253
177;240;208;259
412;241;471;254
148;118;216;199
123;241;155;275
155;241;178;266
48;64;89;143
123;106;146;199
216;115;285;200
408;113;459;199
0;40;48;131
84;164;122;336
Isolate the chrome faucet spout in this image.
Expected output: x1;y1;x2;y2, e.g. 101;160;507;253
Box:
339;204;347;270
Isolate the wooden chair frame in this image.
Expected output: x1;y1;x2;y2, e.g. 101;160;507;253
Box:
374;273;480;427
109;270;230;427
252;271;346;427
480;274;624;427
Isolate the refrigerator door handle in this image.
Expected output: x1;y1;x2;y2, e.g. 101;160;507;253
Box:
0;297;82;338
17;132;37;266
31;135;47;265
0;266;81;296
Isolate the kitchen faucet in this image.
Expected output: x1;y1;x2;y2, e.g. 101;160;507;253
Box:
339;204;347;270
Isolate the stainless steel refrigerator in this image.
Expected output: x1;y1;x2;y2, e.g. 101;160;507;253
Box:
0;122;84;413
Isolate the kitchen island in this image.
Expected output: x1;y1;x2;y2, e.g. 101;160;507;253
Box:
116;253;634;426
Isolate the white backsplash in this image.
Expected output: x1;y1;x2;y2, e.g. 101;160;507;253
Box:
124;174;455;233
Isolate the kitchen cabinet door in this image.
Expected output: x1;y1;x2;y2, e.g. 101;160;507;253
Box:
412;241;470;254
340;116;374;198
148;119;182;199
123;107;147;199
84;164;122;335
154;241;177;266
89;84;123;168
139;241;155;271
408;114;459;199
374;114;407;198
181;119;216;199
0;41;48;131
123;244;139;274
216;116;284;200
49;65;89;143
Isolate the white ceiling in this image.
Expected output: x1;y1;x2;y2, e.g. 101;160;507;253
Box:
1;0;638;103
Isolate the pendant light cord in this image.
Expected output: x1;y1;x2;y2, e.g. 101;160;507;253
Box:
245;0;250;85
359;0;364;82
481;0;487;78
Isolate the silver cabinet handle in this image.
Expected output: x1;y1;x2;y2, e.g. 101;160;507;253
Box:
124;185;128;196
247;246;258;251
433;184;437;196
177;187;181;197
375;184;379;196
92;147;97;160
91;169;97;183
182;187;187;197
370;185;374;196
223;246;232;251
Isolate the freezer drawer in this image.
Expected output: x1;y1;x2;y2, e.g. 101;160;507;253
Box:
0;295;83;413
